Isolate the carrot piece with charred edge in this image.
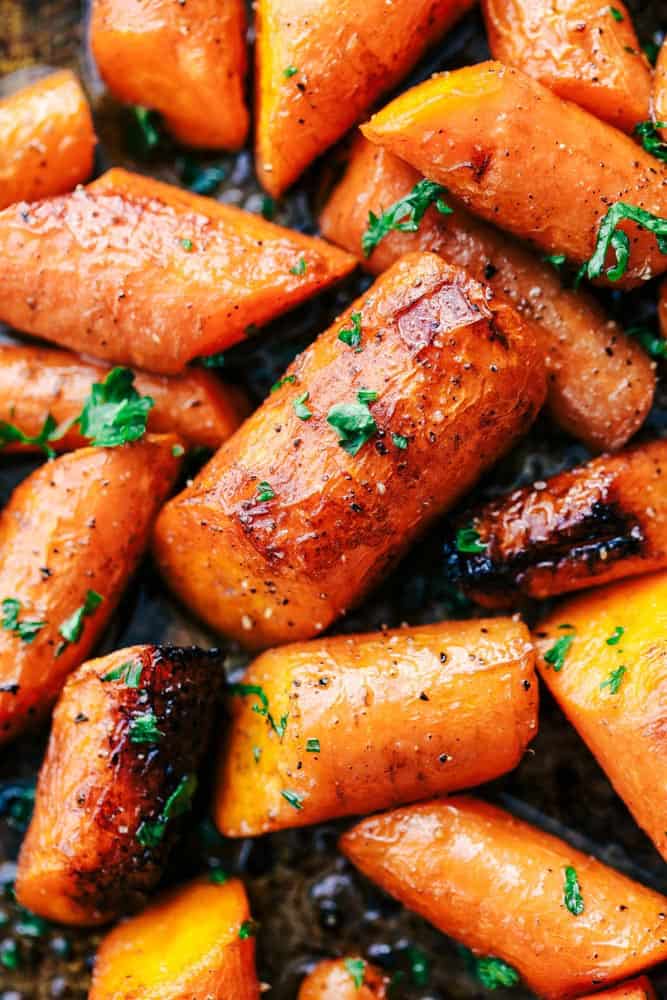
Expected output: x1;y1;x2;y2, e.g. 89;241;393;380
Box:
536;572;667;866
215;619;537;835
89;877;260;999
255;0;476;197
341;797;667;999
0;435;181;745
153;252;546;650
579;976;657;1000
653;42;667;142
298;958;389;999
361;62;667;289
0;69;95;211
0;343;250;453
319;137;655;452
91;0;248;150
482;0;651;133
445;439;667;607
0;168;356;375
16;644;222;925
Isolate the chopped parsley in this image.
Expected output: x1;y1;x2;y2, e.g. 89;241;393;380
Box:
136;773;197;847
290;257;307;276
580;203;667;283
101;659;143;686
179;158;226;195
129;710;163;744
172;444;185;457
1;598;45;644
544;252;567;271
281;789;304;810
338;311;363;350
609;5;624;20
253;745;262;763
271;374;297;393
228;682;288;739
180;237;194;251
392;433;408;449
209;866;229;884
77;368;154;447
306;738;320;753
455;525;486;554
543;632;575;672
362;179;453;257
196;351;226;368
56;590;103;656
476;957;521;990
0;938;19;970
0;413;65;459
327;392;377;455
256;481;275;502
563;865;584;915
600;665;627;694
344;957;366;988
407;946;430;986
293;391;312;420
626;325;667;360
261;195;276;220
0;782;35;831
606;626;625;645
238;919;258;939
283;65;298;78
126;106;162;158
635;120;667;162
357;388;378;404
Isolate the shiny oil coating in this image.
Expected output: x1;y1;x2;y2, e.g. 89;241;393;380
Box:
89;877;260;1000
215;619;537;835
654;42;667;141
0;435;181;744
91;0;248;149
341;796;667;999
153;252;546;649
319;136;655;452
361;62;667;288
298;958;389;999
0;168;356;374
578;975;657;1000
482;0;651;132
255;0;475;196
536;572;667;864
0;69;95;210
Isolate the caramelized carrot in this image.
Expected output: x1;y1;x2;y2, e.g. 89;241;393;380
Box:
154;252;545;649
536;572;667;865
255;0;476;196
16;644;222;925
653;41;667;140
215;619;537;835
361;62;667;289
482;0;651;133
0;343;249;452
0;69;95;211
341;797;667;999
0;168;356;374
298;958;389;999
579;977;656;1000
91;0;248;150
320;137;655;452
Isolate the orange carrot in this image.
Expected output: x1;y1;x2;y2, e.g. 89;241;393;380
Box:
298;958;389;999
653;41;667;141
579;976;656;1000
660;279;667;340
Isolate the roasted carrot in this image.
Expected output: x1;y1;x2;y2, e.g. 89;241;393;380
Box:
255;0;476;196
653;41;667;141
91;0;248;150
0;69;95;211
154;252;545;649
0;168;356;374
579;976;656;1000
536;572;667;865
660;279;667;340
320;137;655;452
0;343;249;452
446;439;667;607
361;62;667;289
0;435;181;744
215;619;537;835
482;0;651;133
16;644;222;925
341;797;667;999
89;877;260;999
298;958;389;999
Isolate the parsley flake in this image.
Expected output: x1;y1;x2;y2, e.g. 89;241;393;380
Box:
101;660;143;687
256;481;275;502
361;179;452;257
179;158;226;195
345;958;366;989
476;956;520;990
626;326;667;360
129;710;163;744
544;252;567;271
635;121;667;162
563;865;584;915
455;525;486;554
543;632;575;672
77;368;154;447
136;773;197;847
0;413;67;459
293;391;312;420
271;374;297;393
283;65;298;78
180;237;194;251
172;444;185;457
306;738;320;753
209;866;229;884
238;919;258;939
56;590;103;656
126;106;163;158
392;433;408;449
606;626;625;645
196;351;226;368
407;946;430;986
290;257;307;276
338;311;363;350
580;203;667;283
327;393;377;455
1;598;45;644
0;938;19;970
228;682;288;740
281;789;304;810
609;5;624;20
600;665;627;694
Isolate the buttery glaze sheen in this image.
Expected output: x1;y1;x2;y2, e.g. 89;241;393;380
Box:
255;0;475;196
0;435;181;744
0;168;355;374
446;439;667;606
579;977;657;1000
341;797;667;999
89;877;260;999
0;69;95;211
298;958;389;1000
536;572;667;865
361;62;667;288
154;252;546;649
319;137;655;452
215;619;537;835
16;644;222;925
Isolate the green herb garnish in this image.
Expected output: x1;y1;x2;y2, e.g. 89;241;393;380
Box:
56;590;103;656
0;413;67;459
609;6;624;20
129;710;163;744
344;957;366;989
290;257;307;276
626;325;667;360
544;252;567;271
261;195;276;220
600;665;627;694
338;311;363;350
77;368;154;447
327;392;377;455
543;632;575;672
362;179;452;257
407;946;430;986
238;919;258;939
635;120;667;162
1;598;45;644
271;373;297;393
580;203;667;283
256;481;275;502
606;626;625;645
391;433;408;449
283;65;298;78
0;938;19;970
455;525;486;554
209;866;229;884
476;957;521;990
196;351;226;368
126;106;162;158
179;158;226;195
101;660;143;687
293;391;312;420
136;773;197;847
564;865;584;915
180;237;194;251
306;738;320;753
229;682;288;739
281;789;304;810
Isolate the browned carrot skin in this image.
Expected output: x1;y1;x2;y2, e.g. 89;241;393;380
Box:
653;41;667;141
0;69;95;211
0;436;181;744
361;62;667;289
298;958;389;1000
154;252;546;650
0;168;356;374
0;343;250;452
579;976;656;1000
320;138;655;452
446;440;667;607
16;644;222;925
215;619;537;835
341;797;667;999
482;0;651;133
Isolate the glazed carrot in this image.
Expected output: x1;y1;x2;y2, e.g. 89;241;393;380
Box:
653;41;667;141
154;253;545;649
16;644;222;925
536;572;667;865
660;279;667;340
0;168;356;374
482;0;651;133
0;435;181;744
255;0;476;196
0;69;95;211
320;137;655;452
579;976;656;1000
89;877;260;999
341;797;667;999
361;62;667;289
298;958;389;999
0;343;249;452
446;439;667;607
91;0;248;150
215;619;537;835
